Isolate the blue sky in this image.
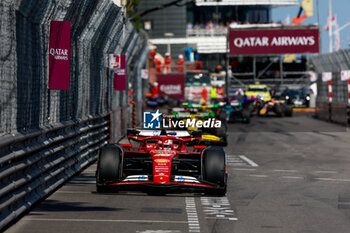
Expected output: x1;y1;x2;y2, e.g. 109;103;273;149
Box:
271;0;350;53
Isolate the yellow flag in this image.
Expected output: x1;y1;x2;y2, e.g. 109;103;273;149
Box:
284;54;296;63
302;0;313;17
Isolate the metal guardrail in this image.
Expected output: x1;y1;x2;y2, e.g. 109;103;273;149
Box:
311;49;350;125
0;115;110;230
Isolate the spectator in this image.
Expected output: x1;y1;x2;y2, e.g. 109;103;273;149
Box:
230;20;238;27
210;84;217;104
149;49;156;67
176;54;184;73
151;82;159;98
270;86;276;98
208;20;214;29
215;64;223;73
187;21;193;29
195;61;203;70
164;53;172;73
201;83;208;105
155;58;162;73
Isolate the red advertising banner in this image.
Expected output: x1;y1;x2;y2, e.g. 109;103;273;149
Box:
229;28;319;55
114;54;126;91
157;74;185;99
48;21;71;89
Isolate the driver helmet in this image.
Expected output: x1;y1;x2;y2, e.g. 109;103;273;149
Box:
164;139;173;149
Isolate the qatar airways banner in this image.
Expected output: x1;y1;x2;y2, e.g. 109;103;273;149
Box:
48;21;71;89
229;29;319;55
157;74;185;99
114;54;126;91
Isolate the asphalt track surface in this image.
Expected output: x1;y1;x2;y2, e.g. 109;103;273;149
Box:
6;112;350;233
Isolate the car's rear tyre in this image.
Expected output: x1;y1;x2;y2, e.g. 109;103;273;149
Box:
218;110;227;123
215;122;227;137
96;144;122;192
241;109;250;123
283;105;293;117
275;105;284;117
202;147;227;196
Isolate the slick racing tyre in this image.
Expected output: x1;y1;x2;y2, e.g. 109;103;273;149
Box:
215;121;227;138
202;147;227;196
283;105;293;117
218;110;227;123
96;144;122;192
275;105;284;117
241;109;250;123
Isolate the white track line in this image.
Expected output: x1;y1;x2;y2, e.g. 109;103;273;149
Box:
137;231;181;233
185;197;200;233
233;168;257;171
313;171;337;174
273;169;299;173
281;176;304;179
315;178;350;182
200;197;237;221
22;218;187;224
239;155;258;167
247;174;268;178
205;217;238;221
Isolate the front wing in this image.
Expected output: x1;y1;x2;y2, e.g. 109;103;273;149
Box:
97;177;223;193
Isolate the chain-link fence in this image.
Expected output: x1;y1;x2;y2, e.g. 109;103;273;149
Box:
311;49;350;125
0;0;148;229
0;0;148;137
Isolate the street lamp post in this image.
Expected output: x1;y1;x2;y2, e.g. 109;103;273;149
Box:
164;32;174;56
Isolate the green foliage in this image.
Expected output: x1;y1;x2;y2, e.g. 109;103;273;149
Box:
126;0;142;32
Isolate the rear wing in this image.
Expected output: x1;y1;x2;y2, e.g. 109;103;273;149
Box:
127;128;201;137
127;129;202;144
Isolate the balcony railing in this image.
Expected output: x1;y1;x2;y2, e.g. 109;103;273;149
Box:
186;28;228;37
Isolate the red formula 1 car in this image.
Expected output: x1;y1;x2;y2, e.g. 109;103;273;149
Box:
96;129;227;196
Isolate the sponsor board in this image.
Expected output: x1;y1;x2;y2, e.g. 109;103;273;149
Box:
141;69;149;79
114;54;126;90
157;74;185;99
48;21;71;90
341;70;350;81
109;54;121;69
143;110;221;129
143;110;162;129
229;28;319;55
310;72;317;82
322;72;332;82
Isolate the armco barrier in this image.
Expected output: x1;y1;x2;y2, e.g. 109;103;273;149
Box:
0;1;149;229
0;115;109;230
0;0;148;228
315;100;330;121
311;49;350;125
331;102;348;124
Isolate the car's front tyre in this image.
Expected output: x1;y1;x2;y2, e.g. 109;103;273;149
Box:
202;147;227;196
96;144;122;192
